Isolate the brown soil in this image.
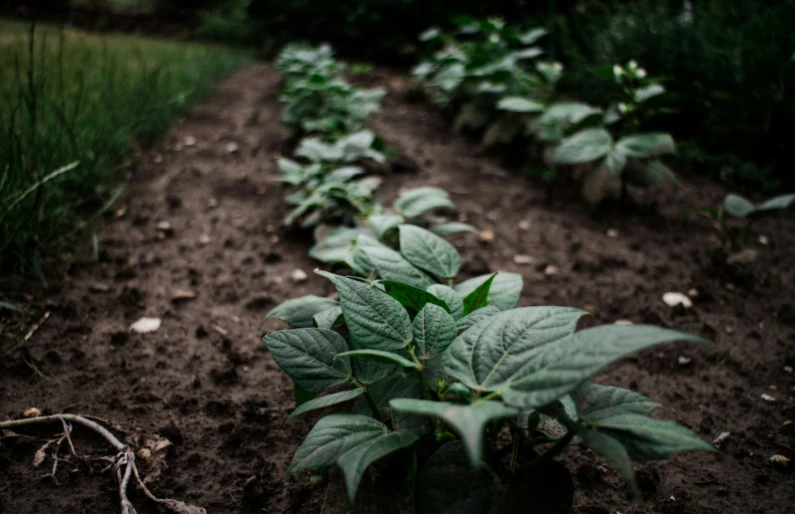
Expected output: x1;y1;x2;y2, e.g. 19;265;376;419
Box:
2;63;794;514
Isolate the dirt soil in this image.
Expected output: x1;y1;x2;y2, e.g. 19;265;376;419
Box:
1;63;794;514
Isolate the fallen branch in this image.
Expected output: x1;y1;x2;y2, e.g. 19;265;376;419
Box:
0;413;205;514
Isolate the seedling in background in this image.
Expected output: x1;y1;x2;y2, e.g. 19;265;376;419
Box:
703;193;794;256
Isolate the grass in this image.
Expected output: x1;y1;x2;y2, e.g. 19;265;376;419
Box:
0;19;252;282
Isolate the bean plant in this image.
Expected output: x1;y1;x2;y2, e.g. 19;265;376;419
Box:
414;19;680;206
704;192;794;252
263;225;715;509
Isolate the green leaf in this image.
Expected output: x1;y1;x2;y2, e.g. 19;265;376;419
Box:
288;389;365;420
571;382;659;422
349;336;396;385
287;414;387;477
591;414;716;460
390;399;517;466
497;97;545;113
517;27;547;45
413;303;458;359
623;160;678;196
456;305;500;331
399;225;461;280
338;430;420;503
354;369;416;415
540;102;602;126
442;307;588;391
759;193;795;212
265;296;339;328
338;350;420;369
394;187;455;218
313;306;344;329
554;128;613;165
427;284;465;320
359;243;436;289
367;213;405;238
536;395;579;441
317;271;413;351
723;194;756;218
604;148;627;177
461;273;497;315
503;325;708;409
455;272;523;311
634;84;665;103
383;280;450;315
580;428;635;486
615;133;676;158
264;328;352;394
429;222;475;236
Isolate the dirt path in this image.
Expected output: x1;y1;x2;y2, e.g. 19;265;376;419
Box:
2;63;794;514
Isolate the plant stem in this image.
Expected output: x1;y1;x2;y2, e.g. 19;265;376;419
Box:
478;390;502;403
509;428;521;473
351;378;385;424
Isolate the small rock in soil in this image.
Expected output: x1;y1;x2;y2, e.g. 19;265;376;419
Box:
784;366;793;374
198;234;211;245
479;229;495;242
185;135;196;147
291;269;308;283
130;317;162;333
544;265;559;276
208;198;219;209
760;393;777;402
171;289;197;302
22;407;41;418
607;229;619;238
727;248;758;265
713;432;730;447
662;292;692;308
758;235;769;245
769;455;790;466
226;142;239;154
687;288;699;297
89;282;111;293
156;221;174;235
513;254;534;265
518;219;531;231
678;355;692;366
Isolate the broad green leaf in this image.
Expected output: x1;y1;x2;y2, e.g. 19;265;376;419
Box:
427;284;465;320
517;27;547;45
265;296;339;328
503;325;707;409
317;271;413;351
359;243;435;289
429;222;475;236
540;102;602;126
554;128;613;165
591;414;716;460
455;272;523;311
264;328;352;394
759;193;795;212
604;149;627;177
723;194;756;218
513;47;544;60
338;350;420;369
399;225;461;280
623;160;678;196
571;382;659;422
497;97;545;113
287;414;387;477
354;369;416;416
351;233;387;274
461;273;497;315
443;307;588;391
313;306;343;329
338;430;420;503
394;187;455;218
367;213;405;238
580;429;635;485
456;305;500;331
390;399;517;466
383;280;450;315
288;389;365;419
615;133;676;158
413;304;458;359
349;335;396;385
634;84;665;103
419;27;441;41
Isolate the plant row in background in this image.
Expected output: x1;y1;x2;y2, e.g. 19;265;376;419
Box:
264;41;716;510
412;17;679;207
0;19;251;279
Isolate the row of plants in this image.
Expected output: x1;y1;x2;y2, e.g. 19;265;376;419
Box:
412;17;680;207
263;42;716;510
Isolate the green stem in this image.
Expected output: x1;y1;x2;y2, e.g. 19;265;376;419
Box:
478;390;502;403
351;378;385;424
509;428;521;473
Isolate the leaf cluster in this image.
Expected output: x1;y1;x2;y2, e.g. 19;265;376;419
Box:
413;19;679;206
264;225;715;507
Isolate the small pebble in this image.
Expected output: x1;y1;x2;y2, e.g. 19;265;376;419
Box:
758;235;769;245
712;432;730;447
226;142;239;154
662;292;692;308
769;454;790;466
171;289;197;302
784;366;793;374
544;265;559;276
518;219;531;231
687;288;699;297
130;317;162;333
761;393;777;402
607;229;619;238
513;254;534;265
137;448;152;462
22;407;41;418
291;269;308;283
678;355;692;366
185;135;197;147
198;234;211;245
479;230;495;242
